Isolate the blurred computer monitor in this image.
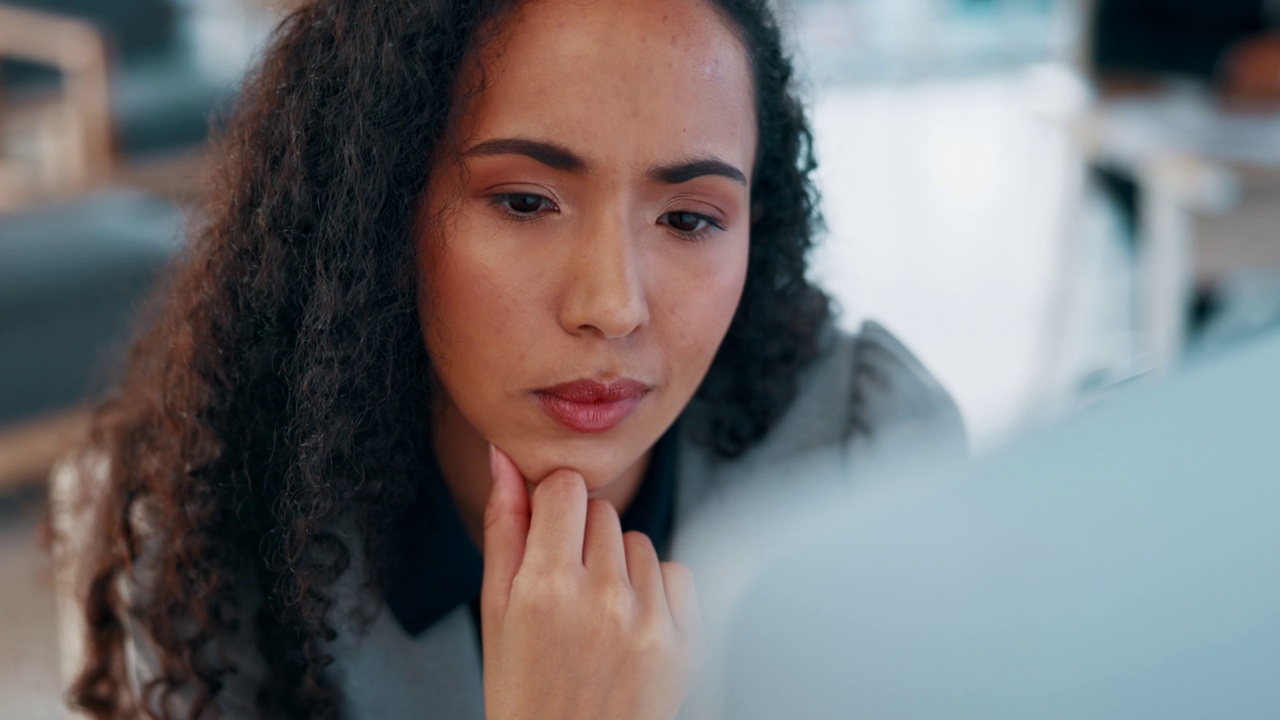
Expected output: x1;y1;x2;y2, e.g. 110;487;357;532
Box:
705;331;1280;719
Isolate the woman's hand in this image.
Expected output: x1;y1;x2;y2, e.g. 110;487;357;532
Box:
481;445;702;720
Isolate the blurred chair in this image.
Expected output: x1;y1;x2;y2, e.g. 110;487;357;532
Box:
1;0;217;491
0;189;180;492
1;0;237;207
0;3;114;209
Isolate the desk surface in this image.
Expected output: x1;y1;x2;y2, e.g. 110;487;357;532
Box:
1094;91;1280;167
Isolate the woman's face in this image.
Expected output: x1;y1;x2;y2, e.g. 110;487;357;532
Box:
418;0;756;494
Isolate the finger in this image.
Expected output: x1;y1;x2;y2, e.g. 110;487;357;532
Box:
660;561;701;636
523;469;588;571
582;499;627;580
482;444;530;617
623;531;667;616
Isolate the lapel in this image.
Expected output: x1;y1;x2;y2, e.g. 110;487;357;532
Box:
329;515;486;719
336;599;486;719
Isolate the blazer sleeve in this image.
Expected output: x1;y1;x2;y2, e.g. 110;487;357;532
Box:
845;321;968;461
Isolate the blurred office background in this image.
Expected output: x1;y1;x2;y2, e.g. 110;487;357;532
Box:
4;0;1280;716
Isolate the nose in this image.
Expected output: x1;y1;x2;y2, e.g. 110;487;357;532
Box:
557;212;649;339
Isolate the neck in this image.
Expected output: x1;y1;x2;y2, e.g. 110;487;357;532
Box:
432;399;652;549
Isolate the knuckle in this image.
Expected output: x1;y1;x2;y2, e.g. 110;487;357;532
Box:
596;582;634;624
586;497;617;519
660;561;693;587
534;470;585;503
585;499;621;536
623;530;656;556
543;568;578;600
513;568;577;615
633;613;678;653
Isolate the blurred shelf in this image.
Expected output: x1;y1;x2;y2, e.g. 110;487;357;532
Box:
0;408;89;495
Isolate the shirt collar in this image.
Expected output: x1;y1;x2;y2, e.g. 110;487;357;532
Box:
383;422;682;638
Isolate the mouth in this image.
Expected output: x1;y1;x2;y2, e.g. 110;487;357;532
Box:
533;378;651;433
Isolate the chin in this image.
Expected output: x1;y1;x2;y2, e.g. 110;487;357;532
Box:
507;433;646;491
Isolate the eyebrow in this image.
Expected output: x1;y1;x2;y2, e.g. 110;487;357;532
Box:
649;157;748;187
463;136;747;187
463;137;587;172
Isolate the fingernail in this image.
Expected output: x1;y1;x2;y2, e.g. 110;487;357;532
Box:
488;444;500;485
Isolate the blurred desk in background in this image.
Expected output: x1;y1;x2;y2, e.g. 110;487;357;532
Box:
0;408;88;493
1082;90;1280;372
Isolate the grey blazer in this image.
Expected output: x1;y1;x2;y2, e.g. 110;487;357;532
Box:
54;321;966;719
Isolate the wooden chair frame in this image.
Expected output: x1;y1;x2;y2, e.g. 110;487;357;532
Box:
0;3;115;210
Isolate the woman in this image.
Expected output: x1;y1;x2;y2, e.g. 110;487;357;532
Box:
54;0;965;718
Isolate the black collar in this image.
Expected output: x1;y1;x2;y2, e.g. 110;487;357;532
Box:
383;423;681;638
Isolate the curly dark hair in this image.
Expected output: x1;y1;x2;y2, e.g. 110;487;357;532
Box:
63;0;831;717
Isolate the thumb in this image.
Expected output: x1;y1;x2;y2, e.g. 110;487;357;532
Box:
482;444;530;617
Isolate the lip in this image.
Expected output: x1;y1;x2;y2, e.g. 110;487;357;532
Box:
534;378;650;433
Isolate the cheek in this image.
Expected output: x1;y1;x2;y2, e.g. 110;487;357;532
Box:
656;239;749;374
418;235;529;387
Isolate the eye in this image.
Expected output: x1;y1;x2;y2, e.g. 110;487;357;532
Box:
491;193;557;218
659;210;725;240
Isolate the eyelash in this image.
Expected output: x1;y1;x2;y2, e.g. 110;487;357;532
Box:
660;210;726;242
488;193;727;242
490;193;557;219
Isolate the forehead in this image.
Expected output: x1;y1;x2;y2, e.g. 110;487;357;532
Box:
457;0;757;170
